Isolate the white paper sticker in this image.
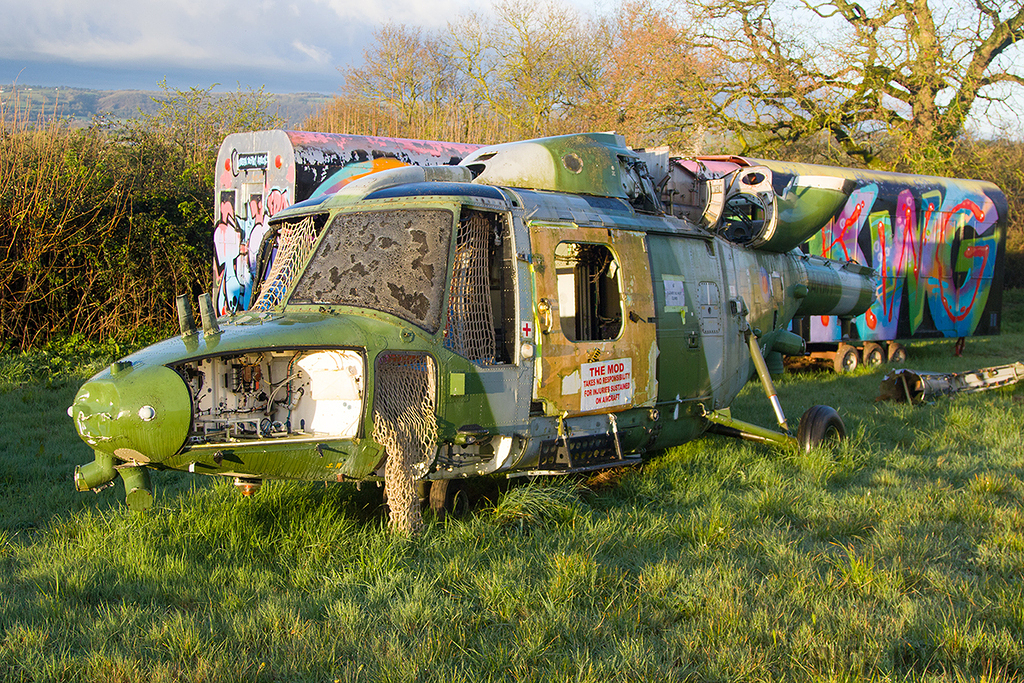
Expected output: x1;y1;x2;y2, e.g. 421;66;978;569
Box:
664;279;686;309
580;358;633;411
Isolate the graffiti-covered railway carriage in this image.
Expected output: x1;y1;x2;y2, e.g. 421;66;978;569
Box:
212;130;481;315
747;161;1007;370
72;133;914;514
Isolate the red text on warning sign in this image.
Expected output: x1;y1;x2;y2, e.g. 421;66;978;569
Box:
580;358;633;411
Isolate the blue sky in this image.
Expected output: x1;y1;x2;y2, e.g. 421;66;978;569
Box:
0;0;517;94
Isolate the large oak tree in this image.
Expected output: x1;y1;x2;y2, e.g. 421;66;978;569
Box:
691;0;1024;166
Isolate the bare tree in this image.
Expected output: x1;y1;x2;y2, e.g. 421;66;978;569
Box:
133;80;283;173
343;24;465;139
690;0;1024;166
568;0;714;150
450;0;605;138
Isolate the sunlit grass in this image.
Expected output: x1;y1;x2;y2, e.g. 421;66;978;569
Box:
2;294;1024;681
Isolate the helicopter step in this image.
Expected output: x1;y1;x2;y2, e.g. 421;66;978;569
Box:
539;433;624;469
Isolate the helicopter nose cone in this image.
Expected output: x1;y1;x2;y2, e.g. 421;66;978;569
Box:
70;363;191;464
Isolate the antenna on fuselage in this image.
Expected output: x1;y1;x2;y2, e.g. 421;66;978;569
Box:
197;293;221;337
176;294;198;337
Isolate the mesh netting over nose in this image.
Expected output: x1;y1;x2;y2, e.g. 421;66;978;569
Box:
372;353;438;535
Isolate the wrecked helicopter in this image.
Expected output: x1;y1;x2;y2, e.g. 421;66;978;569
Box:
69;132;887;518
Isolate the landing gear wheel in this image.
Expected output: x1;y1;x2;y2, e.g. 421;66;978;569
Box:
833;343;860;373
797;405;846;452
429;479;469;520
887;342;907;365
862;342;886;366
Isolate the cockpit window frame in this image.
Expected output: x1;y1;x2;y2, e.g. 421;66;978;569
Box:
287;206;456;334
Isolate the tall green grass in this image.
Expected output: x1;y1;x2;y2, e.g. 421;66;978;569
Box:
2;295;1024;681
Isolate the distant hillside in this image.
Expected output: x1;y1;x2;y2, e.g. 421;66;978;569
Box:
267;92;335;127
0;84;332;128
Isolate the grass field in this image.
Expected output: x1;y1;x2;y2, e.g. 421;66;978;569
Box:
2;297;1024;682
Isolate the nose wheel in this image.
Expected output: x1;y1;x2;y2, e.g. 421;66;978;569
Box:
429;479;469;520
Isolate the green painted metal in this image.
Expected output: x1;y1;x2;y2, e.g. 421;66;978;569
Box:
74;450;115;491
704;409;797;448
119;467;153;513
747;331;789;432
795;258;876;318
764;179;852;253
71;363;191;464
66;132;892;511
462;133;641;200
770;330;805;357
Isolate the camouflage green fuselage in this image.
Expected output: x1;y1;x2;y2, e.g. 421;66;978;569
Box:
70;134;876;491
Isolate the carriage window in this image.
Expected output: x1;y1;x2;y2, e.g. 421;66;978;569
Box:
554;242;622;341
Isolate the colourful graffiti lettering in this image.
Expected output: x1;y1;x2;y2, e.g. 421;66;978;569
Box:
807;181;1001;342
807;185;877;341
861;208;904;339
928;189;998;337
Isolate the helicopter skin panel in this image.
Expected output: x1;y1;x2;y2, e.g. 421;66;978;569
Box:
529;222;657;416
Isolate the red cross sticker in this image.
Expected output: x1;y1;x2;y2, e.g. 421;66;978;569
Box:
521;321;533;338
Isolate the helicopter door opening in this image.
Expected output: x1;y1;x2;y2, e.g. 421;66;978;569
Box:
555;242;623;342
444;208;517;365
437;208;524;475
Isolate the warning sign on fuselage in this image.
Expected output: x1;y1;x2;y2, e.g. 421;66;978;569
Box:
580;358;633;412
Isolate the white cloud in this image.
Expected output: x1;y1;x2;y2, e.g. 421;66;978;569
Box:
0;0;359;78
0;0;603;91
313;0;482;29
291;41;333;66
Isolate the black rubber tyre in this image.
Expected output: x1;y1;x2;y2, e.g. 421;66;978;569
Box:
429;479;469;519
887;342;907;364
862;342;886;366
833;343;860;373
797;405;846;452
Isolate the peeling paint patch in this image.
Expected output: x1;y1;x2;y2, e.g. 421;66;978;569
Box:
561;370;581;395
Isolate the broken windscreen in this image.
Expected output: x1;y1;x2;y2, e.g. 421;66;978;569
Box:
288;208;454;333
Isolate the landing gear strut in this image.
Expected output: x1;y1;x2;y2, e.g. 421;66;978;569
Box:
704;318;847;452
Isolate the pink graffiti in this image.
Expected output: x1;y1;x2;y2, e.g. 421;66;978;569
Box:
214;187;293;314
824;201;864;261
213;199;246;315
865;216;888;331
893;196;918;279
266;188;290;217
